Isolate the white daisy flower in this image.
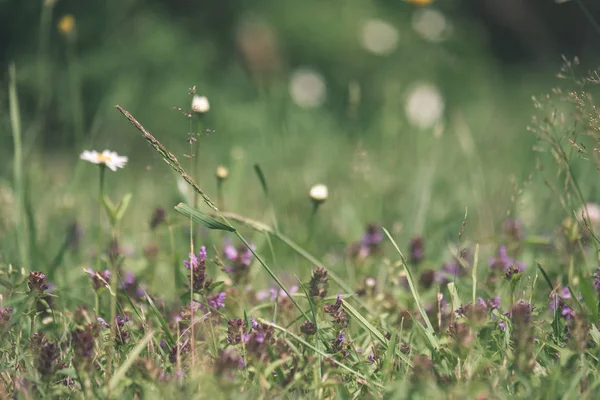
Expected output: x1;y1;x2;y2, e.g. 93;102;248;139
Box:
80;150;128;171
309;184;328;203
191;95;210;113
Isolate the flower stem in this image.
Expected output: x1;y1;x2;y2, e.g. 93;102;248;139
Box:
96;165;106;270
8;63;29;270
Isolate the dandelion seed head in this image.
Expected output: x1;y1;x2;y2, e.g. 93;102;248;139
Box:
191;95;210;114
309;184;328;203
405;83;444;128
289;68;326;108
360;19;399;55
412;9;451;42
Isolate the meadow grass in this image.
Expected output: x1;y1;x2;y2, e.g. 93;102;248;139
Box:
4;2;600;399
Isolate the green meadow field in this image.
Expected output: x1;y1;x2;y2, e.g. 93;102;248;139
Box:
2;0;600;398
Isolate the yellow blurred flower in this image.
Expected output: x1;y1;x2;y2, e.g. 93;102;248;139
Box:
405;0;434;6
58;15;76;36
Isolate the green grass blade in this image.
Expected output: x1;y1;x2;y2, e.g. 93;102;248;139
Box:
341;299;386;345
216;211;374;314
538;263;560;341
234;231;310;321
472;243;479;304
144;292;175;347
578;270;599;320
382;330;398;383
253;163;269;196
536;262;554;292
108;330;154;392
448;282;462;311
175;202;235;232
383;227;438;350
261;319;383;389
9;63;29;270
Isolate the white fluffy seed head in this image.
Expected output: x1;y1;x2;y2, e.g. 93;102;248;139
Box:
405;83;445;129
289;68;327;108
576;203;600;226
309;184;329;203
361;19;399;55
216;165;229;180
191;95;210;113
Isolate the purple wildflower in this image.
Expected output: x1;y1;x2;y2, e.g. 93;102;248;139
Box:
324;295;349;328
71;324;99;364
207;292;226;309
300;321;317;335
594;268;600;294
409;236;425;265
489;246;525;274
362;224;383;251
28;271;49;293
184;247;209;291
0;307;12;328
242;321;275;361
119;271;145;299
255;285;298;302
455;299;487;323
330;330;350;358
115;315;130;344
215;349;245;376
226;319;246;344
85;269;111;290
309;267;329;298
150;207;166;230
97;317;110;328
435;263;462;285
223;240;255;284
37;341;58;378
550;287;577;320
487;297;501;310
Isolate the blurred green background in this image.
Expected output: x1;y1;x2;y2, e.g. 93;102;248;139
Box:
1;0;600;278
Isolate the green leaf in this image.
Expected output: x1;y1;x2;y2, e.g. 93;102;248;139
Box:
174;203;235;232
253;163;269;196
114;193;132;222
101;195;118;225
207;281;225;291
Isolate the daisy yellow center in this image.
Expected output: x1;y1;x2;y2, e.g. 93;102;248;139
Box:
97;154;112;162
